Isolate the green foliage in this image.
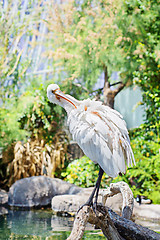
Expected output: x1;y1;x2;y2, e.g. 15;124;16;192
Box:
61;156;110;188
44;0;126;90
42;0;160;130
118;0;160;130
140;86;159;134
117;0;160;78
0;98;30;148
18;83;65;142
0;82;66;148
113;130;160;204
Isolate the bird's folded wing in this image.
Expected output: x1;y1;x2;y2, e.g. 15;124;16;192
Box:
68;107;135;178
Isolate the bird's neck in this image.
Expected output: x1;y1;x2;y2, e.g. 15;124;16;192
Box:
61;95;80;114
62;102;75;114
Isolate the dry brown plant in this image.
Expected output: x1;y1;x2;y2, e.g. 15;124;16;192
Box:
5;131;68;187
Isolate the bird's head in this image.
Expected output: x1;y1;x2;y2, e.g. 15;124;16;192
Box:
47;84;78;112
47;84;61;105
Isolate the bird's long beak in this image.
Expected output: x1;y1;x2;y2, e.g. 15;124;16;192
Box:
53;89;77;109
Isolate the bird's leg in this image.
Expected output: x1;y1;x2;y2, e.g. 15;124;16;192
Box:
93;167;104;209
88;167;104;206
77;167;104;213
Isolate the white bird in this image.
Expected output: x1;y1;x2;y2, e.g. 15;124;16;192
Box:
47;84;135;208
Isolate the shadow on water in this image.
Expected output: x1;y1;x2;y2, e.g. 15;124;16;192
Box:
0;209;105;240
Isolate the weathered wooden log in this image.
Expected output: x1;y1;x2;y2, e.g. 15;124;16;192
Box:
108;208;160;240
101;181;134;220
67;204;160;240
66;181;160;240
66;206;90;240
66;205;123;240
87;205;123;240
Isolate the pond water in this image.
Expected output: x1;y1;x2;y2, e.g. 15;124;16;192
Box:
0;208;160;240
0;209;106;240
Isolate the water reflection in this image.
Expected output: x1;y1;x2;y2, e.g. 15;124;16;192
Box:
7;210;54;236
0;209;96;240
1;210;75;237
1;209;159;239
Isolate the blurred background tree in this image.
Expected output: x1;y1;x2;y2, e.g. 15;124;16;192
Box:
43;0;128;107
117;0;160;134
0;0;159;203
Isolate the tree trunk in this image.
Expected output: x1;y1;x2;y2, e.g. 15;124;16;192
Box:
103;67;125;109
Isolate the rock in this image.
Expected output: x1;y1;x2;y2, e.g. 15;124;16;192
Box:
52;194;85;214
51;189;160;221
52;187;92;214
52;188;94;214
8;176;82;208
52;188;123;215
8;176;160;220
0;206;8;215
0;189;8;205
133;200;160;220
0;189;9;215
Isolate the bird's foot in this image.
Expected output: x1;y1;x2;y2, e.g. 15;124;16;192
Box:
77;200;93;214
77;200;98;215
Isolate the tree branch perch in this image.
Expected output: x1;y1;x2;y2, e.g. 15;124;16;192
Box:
66;181;160;240
67;205;123;240
101;181;134;220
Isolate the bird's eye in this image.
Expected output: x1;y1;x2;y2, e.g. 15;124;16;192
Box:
52;88;59;94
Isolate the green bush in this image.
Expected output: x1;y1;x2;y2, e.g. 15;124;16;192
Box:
61;156;110;188
0;83;66;148
113;130;160;204
0;96;31;148
17;83;65;143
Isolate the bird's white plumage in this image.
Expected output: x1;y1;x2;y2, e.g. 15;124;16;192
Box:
47;84;135;178
67;99;135;177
